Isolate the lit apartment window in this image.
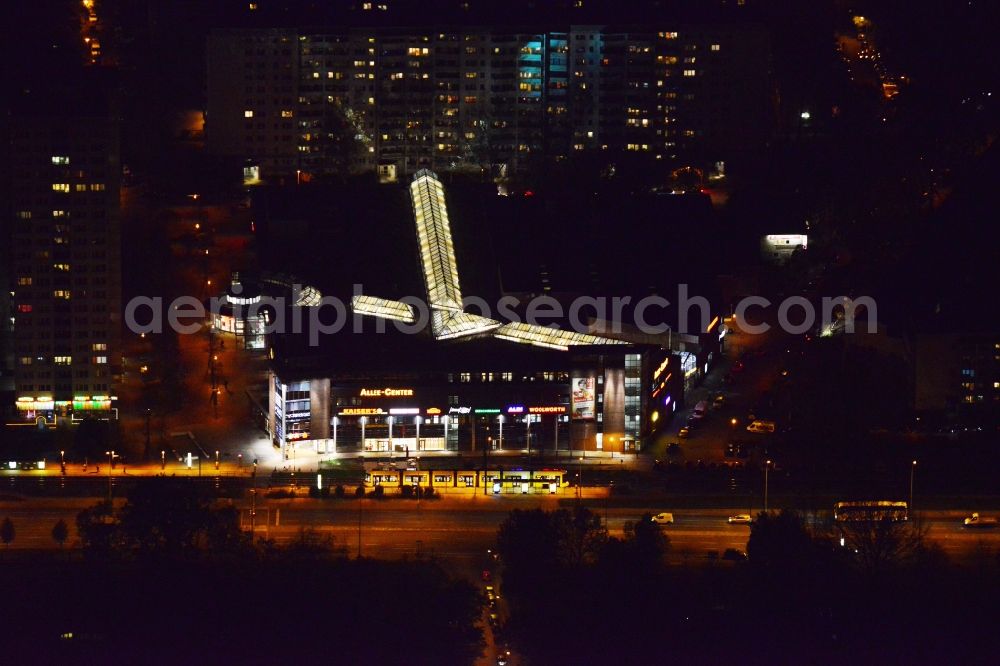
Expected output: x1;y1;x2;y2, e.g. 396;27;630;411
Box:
51;156;70;165
17;304;32;313
659;32;679;39
244;110;253;118
459;372;471;383
683;69;696;77
53;263;70;271
367;97;375;105
52;183;70;192
53;210;67;217
53;290;72;299
16;211;31;219
93;356;108;364
281;110;293;118
353;60;366;67
89;183;105;191
54;356;72;365
711;44;721;51
19;357;32;365
92;343;107;351
17;277;32;286
75;184;87;192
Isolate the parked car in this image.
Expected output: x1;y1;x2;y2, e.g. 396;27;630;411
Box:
651;512;675;525
727;514;752;524
692;400;708;419
678;427;691;439
713;394;726;408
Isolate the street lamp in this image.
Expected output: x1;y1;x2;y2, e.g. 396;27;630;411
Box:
387;415;395;454
105;450;115;502
215;450;220;471
764;459;772;514
161;450;166;470
910;460;917;514
497;414;504;450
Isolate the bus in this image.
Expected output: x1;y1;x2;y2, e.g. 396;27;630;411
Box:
833;501;908;522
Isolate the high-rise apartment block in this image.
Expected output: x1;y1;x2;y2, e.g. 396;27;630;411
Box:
7;91;122;423
207;23;770;182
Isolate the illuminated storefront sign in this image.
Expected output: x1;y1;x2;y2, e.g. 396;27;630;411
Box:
528;406;566;414
72;399;112;411
506;405;524;414
339;407;385;416
16;398;55;411
426;407;442;415
359;388;414;397
449;406;471;414
653;357;670;381
474;408;501;414
571;376;596;420
389;407;419;415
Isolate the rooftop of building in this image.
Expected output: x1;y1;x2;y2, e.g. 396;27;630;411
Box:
267;313;649;383
224;0;764;31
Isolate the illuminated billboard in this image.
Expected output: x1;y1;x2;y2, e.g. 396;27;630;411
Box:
571;376;596;420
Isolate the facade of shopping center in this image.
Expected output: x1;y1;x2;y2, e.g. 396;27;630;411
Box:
267;333;697;457
263;169;720;457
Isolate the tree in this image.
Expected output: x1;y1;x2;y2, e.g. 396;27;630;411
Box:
554;505;608;568
747;510;816;572
624;513;670;570
52;519;69;549
0;517;14;548
76;500;121;555
838;513;927;574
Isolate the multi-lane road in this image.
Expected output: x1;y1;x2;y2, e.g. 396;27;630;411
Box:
3;496;998;563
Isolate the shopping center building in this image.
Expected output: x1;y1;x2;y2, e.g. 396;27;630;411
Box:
266;170;717;457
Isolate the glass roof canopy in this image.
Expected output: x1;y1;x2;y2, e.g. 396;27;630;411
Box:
411;169;464;312
431;310;502;341
350;170;628;350
351;295;415;324
494;322;625;351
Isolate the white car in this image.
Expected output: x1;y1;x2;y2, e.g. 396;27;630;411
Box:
746;420;776;434
651;512;675;524
727;514;752;525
